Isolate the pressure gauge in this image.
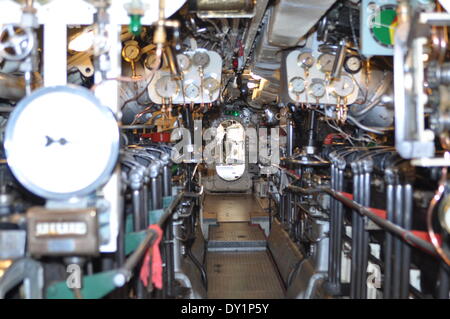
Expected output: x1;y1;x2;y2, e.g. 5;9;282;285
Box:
5;86;119;200
297;52;315;69
184;83;200;100
317;53;335;73
122;40;141;62
289;77;306;94
203;77;220;94
332;75;355;97
144;52;160;69
192;51;210;68
176;53;191;72
309;79;326;99
344;55;363;74
155;75;179;99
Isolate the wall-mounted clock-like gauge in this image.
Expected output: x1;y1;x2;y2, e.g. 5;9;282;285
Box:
4;86;119;200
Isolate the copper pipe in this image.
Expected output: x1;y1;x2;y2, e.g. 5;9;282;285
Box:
426;150;450;266
90;55;161;92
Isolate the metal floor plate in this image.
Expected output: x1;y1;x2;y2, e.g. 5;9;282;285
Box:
208;222;266;251
204;194;284;298
207;251;285;299
203;194;267;222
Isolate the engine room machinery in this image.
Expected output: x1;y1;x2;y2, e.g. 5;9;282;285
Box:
0;0;448;300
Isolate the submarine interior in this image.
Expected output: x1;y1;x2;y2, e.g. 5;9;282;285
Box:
0;0;449;300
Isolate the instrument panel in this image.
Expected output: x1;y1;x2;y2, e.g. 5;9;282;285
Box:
285;49;362;105
147;49;222;104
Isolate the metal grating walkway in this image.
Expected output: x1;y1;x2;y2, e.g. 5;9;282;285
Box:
205;223;284;298
206;251;285;299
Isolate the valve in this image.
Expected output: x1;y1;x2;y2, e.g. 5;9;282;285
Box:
0;24;34;61
124;0;146;37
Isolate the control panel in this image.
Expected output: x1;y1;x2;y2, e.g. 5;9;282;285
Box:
286;49;362;105
147;48;222;104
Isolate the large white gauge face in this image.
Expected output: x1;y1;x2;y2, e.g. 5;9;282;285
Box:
203;77;220;94
155;75;179;98
184;83;200;100
289;77;306;94
309;80;326;99
5;86;119;200
332;75;355;97
317;53;335;73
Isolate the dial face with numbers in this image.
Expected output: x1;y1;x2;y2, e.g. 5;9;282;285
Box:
184;83;200;100
317;53;335;73
344;55;363;74
332;75;355;97
289;77;306;94
297;52;315;69
4;86;119;200
155;75;179;99
176;53;191;71
309;79;326;99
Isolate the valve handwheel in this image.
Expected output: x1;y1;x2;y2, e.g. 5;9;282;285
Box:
0;24;34;61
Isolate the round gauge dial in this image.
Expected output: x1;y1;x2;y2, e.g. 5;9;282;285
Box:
297;52;315;69
184;83;200;100
203;77;220;94
317;53;335;73
309;80;326;99
176;53;191;72
192;51;210;68
155;75;179;99
4;86;119;200
144;52;160;69
332;75;355;97
369;4;397;48
344;55;363;74
289;77;306;94
122;41;141;62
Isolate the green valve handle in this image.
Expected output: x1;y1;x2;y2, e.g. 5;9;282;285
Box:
129;14;142;36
